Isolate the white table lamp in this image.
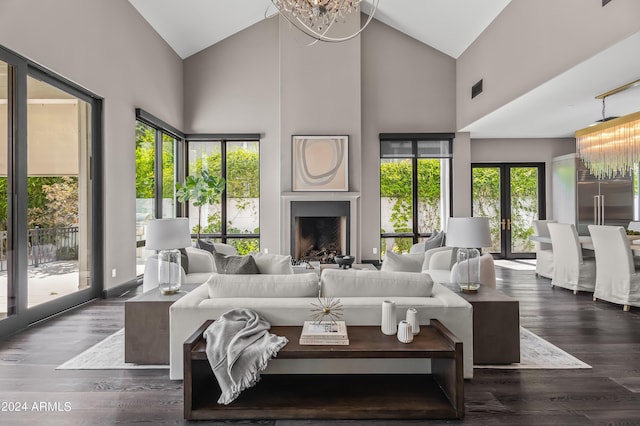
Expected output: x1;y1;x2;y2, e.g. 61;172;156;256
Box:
145;218;192;295
446;217;492;292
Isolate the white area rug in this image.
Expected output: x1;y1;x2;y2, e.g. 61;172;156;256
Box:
57;326;591;371
475;327;591;369
56;329;168;370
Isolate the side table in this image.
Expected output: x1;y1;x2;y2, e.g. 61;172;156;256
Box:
124;283;199;364
444;284;520;364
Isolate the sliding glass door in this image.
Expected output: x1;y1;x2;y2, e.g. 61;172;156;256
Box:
0;45;102;338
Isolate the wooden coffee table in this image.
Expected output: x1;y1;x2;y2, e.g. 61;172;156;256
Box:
183;320;464;420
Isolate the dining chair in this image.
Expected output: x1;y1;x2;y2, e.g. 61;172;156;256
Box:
547;223;596;294
588;225;640;312
532;219;555;279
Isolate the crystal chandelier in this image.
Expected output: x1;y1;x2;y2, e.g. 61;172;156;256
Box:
271;0;379;42
576;79;640;179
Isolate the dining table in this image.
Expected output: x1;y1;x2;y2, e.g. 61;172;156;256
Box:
530;234;640;253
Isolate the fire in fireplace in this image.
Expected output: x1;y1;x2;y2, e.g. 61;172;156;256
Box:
291;201;350;263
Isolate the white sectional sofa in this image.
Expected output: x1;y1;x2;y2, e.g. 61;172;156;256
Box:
169;269;474;380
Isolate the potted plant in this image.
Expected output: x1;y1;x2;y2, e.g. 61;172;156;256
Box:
175;169;226;245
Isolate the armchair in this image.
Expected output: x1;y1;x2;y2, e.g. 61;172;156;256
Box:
422;246;496;288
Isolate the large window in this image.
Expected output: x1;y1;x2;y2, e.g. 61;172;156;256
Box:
379;134;453;255
135;109;182;274
186;136;260;255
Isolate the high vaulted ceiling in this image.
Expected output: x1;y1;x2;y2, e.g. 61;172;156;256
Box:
128;0;640;140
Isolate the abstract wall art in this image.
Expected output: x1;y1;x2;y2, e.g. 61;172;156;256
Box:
292;135;348;191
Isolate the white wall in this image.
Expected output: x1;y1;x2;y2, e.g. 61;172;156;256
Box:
457;0;640;130
361;19;456;260
0;0;183;290
183;18;280;254
470;138;575;218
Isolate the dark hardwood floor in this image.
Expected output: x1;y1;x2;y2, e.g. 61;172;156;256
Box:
1;264;639;425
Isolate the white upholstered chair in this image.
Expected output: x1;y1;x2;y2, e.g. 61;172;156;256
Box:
628;221;640;232
422;246;496;289
547;223;596;294
532;219;555;279
588;225;640;311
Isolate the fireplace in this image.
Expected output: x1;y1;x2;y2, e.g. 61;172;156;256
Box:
291;201;350;263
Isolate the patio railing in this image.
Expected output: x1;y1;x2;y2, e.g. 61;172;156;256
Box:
0;226;79;271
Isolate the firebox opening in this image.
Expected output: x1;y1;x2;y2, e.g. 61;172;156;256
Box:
294;216;347;263
290;200;350;263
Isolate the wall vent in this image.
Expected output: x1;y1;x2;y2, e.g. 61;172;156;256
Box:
471;79;483;99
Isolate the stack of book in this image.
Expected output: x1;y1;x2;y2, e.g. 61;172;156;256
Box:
299;321;349;345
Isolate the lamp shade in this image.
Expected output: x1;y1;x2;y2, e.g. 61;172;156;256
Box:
145;218;192;250
445;217;492;249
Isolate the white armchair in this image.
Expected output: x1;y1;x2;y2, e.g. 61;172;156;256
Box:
142;243;238;292
588;225;640;311
422;246;496;289
532;220;555;279
547;223;596;294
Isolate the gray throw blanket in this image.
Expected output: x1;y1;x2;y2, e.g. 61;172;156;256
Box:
203;308;288;405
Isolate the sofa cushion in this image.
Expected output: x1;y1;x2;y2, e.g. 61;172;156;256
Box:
206;272;320;298
213;253;259;274
321;269;433;297
251;252;294;274
380;251;425;273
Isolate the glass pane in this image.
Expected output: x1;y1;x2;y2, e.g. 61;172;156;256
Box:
380;237;413;256
417;159;442;233
0;61;12;320
187;141;222;236
472;167;501;253
226;141;259;236
417;140;451;158
510;167;539;253
380;140;413;158
27;75;91;307
161;132;176;218
135;121;155;274
380;159;413;234
227;238;260;256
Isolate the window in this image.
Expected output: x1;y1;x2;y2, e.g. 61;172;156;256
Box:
379;134;453;255
134;109;182;275
185;136;260;255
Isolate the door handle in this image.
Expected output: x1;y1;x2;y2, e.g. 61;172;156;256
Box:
507;218;511;230
501;219;506;230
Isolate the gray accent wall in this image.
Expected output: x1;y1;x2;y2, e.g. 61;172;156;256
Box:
0;0;183;291
457;0;640;130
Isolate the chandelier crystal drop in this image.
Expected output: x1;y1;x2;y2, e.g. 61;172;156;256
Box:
271;0;379;43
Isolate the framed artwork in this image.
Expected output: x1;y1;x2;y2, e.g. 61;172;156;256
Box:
292;135;349;191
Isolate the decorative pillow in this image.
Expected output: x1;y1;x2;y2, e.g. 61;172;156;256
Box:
424;231;445;251
251;252;294;274
206;272;319;298
381;251;425;273
179;248;189;274
197;239;217;254
321;270;433;297
213;252;259;274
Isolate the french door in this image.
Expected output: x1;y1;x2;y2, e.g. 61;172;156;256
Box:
0;45;102;339
471;163;545;259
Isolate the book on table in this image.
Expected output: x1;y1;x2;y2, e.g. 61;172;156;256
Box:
299;321;349;345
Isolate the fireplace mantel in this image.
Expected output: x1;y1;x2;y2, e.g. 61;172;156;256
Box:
281;192;360;261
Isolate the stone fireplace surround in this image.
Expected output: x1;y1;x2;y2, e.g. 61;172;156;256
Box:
281;192;360;262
